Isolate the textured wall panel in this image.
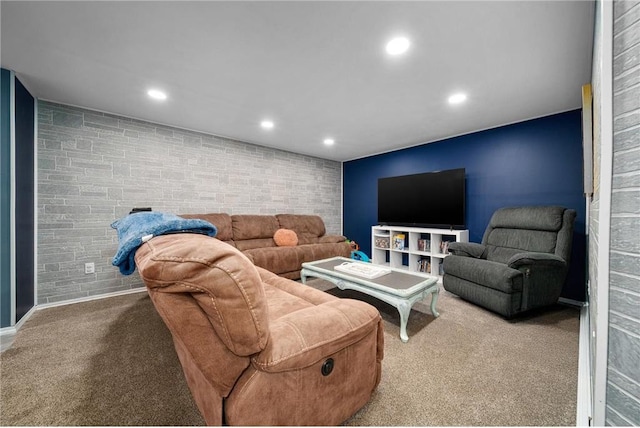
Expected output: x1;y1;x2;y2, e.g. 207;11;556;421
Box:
37;101;342;303
606;0;640;425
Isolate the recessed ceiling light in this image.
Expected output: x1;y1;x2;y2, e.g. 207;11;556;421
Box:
261;120;274;129
448;93;467;104
323;138;335;146
147;89;167;101
386;37;410;55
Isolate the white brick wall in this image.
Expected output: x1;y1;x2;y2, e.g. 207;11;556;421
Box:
606;1;640;425
37;101;343;303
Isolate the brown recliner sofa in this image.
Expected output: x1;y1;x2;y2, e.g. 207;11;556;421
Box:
181;213;352;279
135;233;383;426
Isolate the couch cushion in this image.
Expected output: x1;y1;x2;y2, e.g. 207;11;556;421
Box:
134;233;270;356
485;246;524;264
276;214;326;240
257;267;336;307
234;238;276;252
487;206;565;232
261;283;317;320
481;207;565;261
232;215;280;240
443;255;523;293
181;213;234;242
484;229;558;259
299;242;352;264
243;246;303;275
318;235;346;244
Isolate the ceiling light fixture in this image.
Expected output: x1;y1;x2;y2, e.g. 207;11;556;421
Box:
448;93;467;105
147;89;167;101
261;120;275;129
323;138;335;146
386;37;410;55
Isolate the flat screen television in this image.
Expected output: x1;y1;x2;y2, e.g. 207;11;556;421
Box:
377;168;466;229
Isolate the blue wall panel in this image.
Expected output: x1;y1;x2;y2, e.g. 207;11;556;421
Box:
343;110;586;301
14;77;35;322
1;68;12;327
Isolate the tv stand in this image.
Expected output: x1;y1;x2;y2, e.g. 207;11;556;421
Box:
371;225;469;282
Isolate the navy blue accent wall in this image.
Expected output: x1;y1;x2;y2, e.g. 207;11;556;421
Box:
344;109;586;301
14;77;35;322
1;68;11;327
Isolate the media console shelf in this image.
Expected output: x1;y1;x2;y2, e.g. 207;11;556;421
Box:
371;226;469;282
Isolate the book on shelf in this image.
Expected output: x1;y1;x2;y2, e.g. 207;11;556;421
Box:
417;238;430;252
417;258;431;274
392;233;405;250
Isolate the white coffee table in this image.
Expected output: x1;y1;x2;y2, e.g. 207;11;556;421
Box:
301;257;439;342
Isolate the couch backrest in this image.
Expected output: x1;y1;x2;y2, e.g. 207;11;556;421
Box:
231;215;279;250
276;214;326;245
180;213;235;245
481;206;576;264
135;233;270;357
179;213;331;249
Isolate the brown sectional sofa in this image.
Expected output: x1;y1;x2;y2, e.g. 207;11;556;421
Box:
181;213;352;279
135;233;383;425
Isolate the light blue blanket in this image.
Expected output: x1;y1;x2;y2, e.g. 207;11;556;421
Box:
111;211;217;275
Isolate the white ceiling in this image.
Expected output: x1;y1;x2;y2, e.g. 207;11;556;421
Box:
1;1;594;162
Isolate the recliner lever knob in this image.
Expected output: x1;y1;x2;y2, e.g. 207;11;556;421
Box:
321;358;334;376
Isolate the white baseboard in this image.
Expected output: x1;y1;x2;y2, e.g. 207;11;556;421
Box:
0;326;18;353
0;304;38;352
576;303;593;426
1;287;147;352
37;287;147;310
559;297;586;308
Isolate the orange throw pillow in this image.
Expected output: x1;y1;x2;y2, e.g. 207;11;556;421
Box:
274;229;298;247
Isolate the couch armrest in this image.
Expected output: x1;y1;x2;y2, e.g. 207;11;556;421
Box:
251;299;381;373
447;242;486;258
318;234;346;244
507;252;567;269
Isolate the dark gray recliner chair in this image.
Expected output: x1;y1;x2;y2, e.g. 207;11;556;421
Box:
442;206;576;318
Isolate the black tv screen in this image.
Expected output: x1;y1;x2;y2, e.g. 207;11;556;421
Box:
377;168;466;229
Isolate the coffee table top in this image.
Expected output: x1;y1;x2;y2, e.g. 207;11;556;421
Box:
302;256;438;298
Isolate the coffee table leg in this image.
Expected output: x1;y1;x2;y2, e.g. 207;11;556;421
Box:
397;301;411;343
397;287;440;342
430;288;440;318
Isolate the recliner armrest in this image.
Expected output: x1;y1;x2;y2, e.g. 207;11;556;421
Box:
251;299;381;373
507;252;567;269
447;242;487;258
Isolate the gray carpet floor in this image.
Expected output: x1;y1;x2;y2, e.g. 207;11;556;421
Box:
0;280;580;426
